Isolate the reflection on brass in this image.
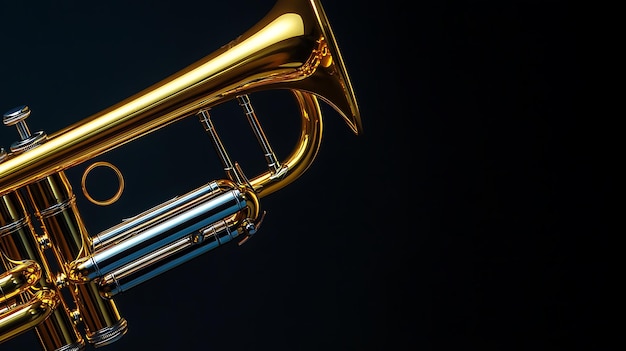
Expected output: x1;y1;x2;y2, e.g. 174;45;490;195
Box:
81;161;125;206
0;0;361;348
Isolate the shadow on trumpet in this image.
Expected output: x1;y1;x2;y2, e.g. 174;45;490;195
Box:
1;0;361;349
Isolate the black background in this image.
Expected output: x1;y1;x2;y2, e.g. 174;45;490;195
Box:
1;1;604;350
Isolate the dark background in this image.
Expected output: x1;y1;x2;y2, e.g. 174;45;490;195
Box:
1;1;603;350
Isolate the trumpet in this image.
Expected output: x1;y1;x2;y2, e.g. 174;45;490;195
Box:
0;0;361;349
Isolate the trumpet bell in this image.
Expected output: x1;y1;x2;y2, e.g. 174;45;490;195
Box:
0;0;361;194
0;0;360;349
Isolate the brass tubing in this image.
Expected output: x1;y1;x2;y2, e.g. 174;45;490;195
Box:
25;172;127;347
0;0;361;347
0;0;361;196
0;290;58;344
0;260;41;303
98;214;242;299
96;186;260;298
91;179;235;251
0;191;85;350
69;188;249;283
249;90;323;197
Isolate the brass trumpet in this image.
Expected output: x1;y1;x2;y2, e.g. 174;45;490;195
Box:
0;0;361;349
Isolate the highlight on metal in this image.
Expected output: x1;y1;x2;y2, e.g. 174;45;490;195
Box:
0;0;361;349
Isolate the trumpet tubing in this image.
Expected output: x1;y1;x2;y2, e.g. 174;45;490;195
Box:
0;0;361;349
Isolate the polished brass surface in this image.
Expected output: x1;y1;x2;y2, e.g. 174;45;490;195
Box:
0;0;360;195
0;260;41;304
0;0;360;348
0;290;58;344
80;162;125;206
26;172;127;347
1;191;85;349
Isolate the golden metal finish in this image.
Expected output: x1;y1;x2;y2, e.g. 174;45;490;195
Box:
0;290;58;344
80;161;125;206
0;0;360;348
0;0;360;195
1;191;85;350
0;260;41;303
26;172;128;347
